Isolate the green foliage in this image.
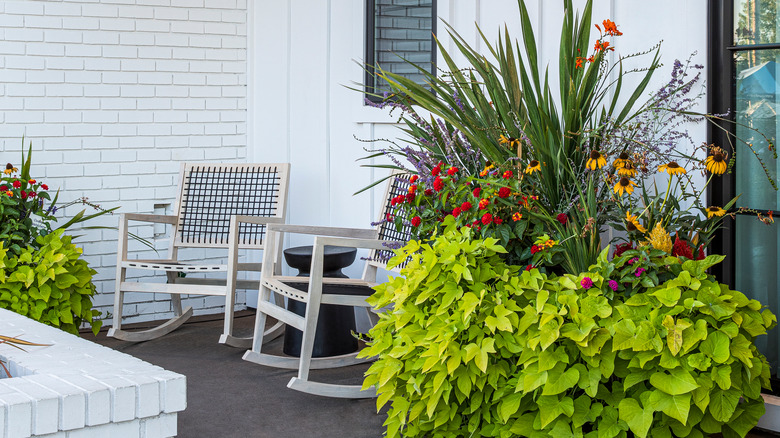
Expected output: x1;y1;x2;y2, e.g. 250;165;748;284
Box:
362;230;775;437
0;230;102;335
1;141;118;257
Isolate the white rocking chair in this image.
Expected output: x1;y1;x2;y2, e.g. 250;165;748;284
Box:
242;174;413;398
109;162;290;348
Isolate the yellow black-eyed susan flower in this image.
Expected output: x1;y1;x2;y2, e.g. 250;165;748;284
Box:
525;160;541;175
705;147;728;175
658;161;687;176
613;177;636;196
4;163;17;175
625;211;647;234
499;135;520;149
613;152;630;169
706;206;726;218
586;150;607;170
617;161;637;177
479;164;494;177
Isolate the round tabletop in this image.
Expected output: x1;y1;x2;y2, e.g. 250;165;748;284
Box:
282;245;357;274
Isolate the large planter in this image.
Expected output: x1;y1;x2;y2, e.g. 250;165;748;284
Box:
0;309;186;438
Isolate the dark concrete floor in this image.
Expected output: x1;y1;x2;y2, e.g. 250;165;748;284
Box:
92;312;780;438
93;312;383;438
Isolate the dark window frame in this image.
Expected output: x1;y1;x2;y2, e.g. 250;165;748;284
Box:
364;0;437;103
708;0;780;285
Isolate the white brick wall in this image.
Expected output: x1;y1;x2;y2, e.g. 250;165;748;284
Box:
0;309;186;438
0;0;249;324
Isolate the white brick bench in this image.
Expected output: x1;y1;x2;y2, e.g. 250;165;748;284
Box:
0;309;185;438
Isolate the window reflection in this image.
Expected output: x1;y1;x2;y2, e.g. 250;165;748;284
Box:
734;0;779;45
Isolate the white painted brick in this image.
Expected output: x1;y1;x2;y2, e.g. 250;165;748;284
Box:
120;86;155;98
65;44;102;58
139;46;172;59
102;45;138;59
7;55;46;70
172;0;203;6
1;70;27;83
1;393;33;438
65;71;101;84
118;5;155;19
172;72;206;85
27;42;65;56
62;17;100;31
1;380;60;435
154;85;187;97
155;59;189;72
25;98;63;111
101;97;137;110
0;14;25;27
0;43;26;56
188;60;220;73
172;47;205;60
141;412;177;438
221;36;246;49
190;87;220;98
84;58;121;71
57;375;111;427
136;20;170;33
205;22;237;35
44;111;81;123
206;98;238;110
25;16;64;30
137;98;171;110
46;57;85;70
122;58;158;72
188;8;220;22
138;72;173;85
5;1;44;15
25;374;86;431
102;124;137;137
84;85;120;97
64;98;101;110
118;136;154;149
45;29;83;44
120;32;155;46
27;70;65;83
6;111;45;124
189;35;221;48
119;112;154;123
170;21;204;33
82;110;119;123
45;84;84;97
206;0;237;8
65;124;102;137
155;33;189;48
100;17;136;31
44;2;83;17
4;28;45;42
171;98;204;110
222;10;245;23
82;30;119;45
170;148;204;161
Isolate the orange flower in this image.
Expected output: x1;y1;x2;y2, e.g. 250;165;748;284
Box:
512;212;522;222
575;57;584;69
4;191;12;197
602;19;622;36
478;199;490;210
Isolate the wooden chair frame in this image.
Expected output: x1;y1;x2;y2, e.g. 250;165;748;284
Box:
108;163;290;348
242;174;411;398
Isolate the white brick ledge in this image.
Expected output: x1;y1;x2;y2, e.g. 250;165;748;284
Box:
0;309;185;438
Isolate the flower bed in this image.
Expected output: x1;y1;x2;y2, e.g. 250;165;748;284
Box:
0;309;185;438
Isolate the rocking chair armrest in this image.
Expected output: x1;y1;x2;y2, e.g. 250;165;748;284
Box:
312;235;400;252
122;213;179;225
266;223;378;239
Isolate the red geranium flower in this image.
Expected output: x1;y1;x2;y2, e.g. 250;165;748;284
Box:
447;167;458;176
525;264;534;271
28;179;36;184
431;166;441;176
478;199;489;210
386;213;393;222
433;177;444;191
0;185;6;191
556;213;568;225
452;207;461;218
481;213;492;225
498;187;511;198
405;193;415;203
41;184;48;190
531;245;541;254
408;185;417;194
411;216;421;227
472;187;481;197
493;217;502;225
503;170;513;179
20;190;26;198
424;189;433;196
409;175;418;184
12;180;21;188
27;192;36;198
461;201;472;211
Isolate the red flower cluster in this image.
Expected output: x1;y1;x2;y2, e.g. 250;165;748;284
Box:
498;187;511;198
671;234;705;260
556;213;568;225
433;177;444;191
411;216;421;227
613;242;633;258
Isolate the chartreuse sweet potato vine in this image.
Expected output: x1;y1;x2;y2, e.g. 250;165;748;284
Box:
360;223;776;438
0;230;102;335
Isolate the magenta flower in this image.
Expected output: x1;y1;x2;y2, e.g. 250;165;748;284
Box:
581;277;593;289
608;280;618;291
635;267;646;277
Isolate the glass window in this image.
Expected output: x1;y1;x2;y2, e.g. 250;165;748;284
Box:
365;0;436;101
734;0;779;45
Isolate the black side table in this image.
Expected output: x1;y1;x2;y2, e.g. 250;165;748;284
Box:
282;245;359;357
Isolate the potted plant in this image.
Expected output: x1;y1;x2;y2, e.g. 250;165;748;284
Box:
358;0;778;436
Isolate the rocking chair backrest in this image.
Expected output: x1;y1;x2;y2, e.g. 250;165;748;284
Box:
366;173;414;272
174;163;290;249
